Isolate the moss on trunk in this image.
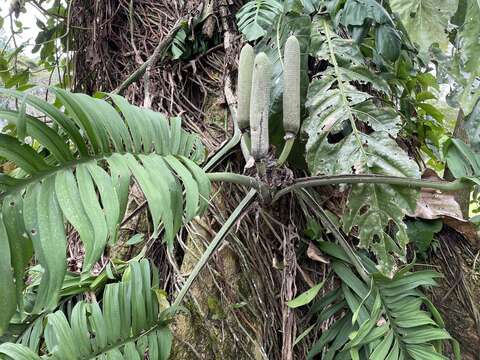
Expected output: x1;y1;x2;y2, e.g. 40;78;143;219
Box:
171;218;262;359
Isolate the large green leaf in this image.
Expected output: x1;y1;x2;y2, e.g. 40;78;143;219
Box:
303;19;419;274
390;0;459;52
456;0;480;73
0;260;172;360
343;175;419;275
1;194;33;315
236;0;283;41
0;214;17;335
23;178;67;313
339;0;394;26
0;89;210;327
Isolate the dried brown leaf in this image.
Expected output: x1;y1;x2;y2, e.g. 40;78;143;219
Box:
408;170;478;245
307;242;330;264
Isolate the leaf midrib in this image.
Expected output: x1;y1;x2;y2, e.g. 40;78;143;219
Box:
322;19;384;224
1;150;159;199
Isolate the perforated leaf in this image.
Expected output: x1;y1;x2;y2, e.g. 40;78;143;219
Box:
303;19;420;274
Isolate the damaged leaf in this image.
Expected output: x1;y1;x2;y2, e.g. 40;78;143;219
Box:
303;19;420;275
408;170;479;245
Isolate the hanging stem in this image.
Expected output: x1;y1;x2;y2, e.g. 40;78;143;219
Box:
208;172;467;204
170;189;257;313
277;137;295;166
273;175;467;202
207;172;260;188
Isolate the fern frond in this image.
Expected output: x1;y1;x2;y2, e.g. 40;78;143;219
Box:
0;88;210;326
0;260;172;360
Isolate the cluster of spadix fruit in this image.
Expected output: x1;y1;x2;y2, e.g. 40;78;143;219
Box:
237;36;300;166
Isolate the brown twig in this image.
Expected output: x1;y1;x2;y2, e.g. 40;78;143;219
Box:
115;18;185;96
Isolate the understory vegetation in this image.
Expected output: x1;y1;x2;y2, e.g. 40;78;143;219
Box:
0;0;479;359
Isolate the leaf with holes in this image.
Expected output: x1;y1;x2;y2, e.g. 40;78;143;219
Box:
303;19;420;275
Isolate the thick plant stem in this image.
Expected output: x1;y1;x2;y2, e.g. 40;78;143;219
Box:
207;172;259;188
112;19;184;95
277;137;295;166
170;189;257;313
256;161;267;178
208;173;467;203
273;175;467;202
